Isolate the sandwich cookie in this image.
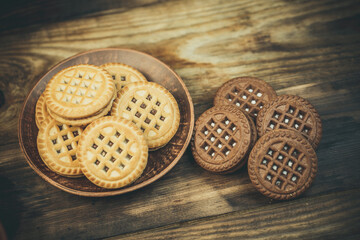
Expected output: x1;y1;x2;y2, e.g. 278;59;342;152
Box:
214;77;277;119
111;82;180;150
191;105;253;173
248;129;318;200
77;116;148;189
44;64;115;119
46;89;116;126
101;63;148;91
37;119;83;177
256;95;322;149
35;92;52;128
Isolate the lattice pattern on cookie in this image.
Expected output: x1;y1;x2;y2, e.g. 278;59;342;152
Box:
49;123;83;162
124;91;171;136
54;68;103;105
259;142;307;190
266;104;312;138
101;64;147;90
199;115;239;159
112;73;128;90
109;71;144;90
88;127;137;178
225;84;265;117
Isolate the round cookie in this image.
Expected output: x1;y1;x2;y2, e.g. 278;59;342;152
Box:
214;77;277;119
37;119;83;176
111;82;180;150
220;110;257;174
100;63;148;91
244;111;257;149
45;64;115;118
77;116;148;189
46;90;116;126
248;129;318;200
35;92;52;128
191;105;252;173
256;95;322;149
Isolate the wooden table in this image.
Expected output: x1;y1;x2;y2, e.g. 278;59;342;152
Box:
1;0;360;239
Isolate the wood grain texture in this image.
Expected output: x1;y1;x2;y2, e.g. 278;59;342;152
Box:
108;189;360;239
0;0;360;239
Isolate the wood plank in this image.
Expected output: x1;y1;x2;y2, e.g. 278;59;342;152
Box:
0;0;360;239
0;0;360;145
108;189;360;239
0;0;168;33
1;113;360;240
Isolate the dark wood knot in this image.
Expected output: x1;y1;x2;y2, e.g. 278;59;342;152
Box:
0;90;4;108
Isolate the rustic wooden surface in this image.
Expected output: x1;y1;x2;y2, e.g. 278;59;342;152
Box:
1;0;360;239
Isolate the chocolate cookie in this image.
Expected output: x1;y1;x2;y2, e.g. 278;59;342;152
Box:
214;77;277;119
245;112;257;148
256;95;322;149
248;129;317;200
191;105;252;173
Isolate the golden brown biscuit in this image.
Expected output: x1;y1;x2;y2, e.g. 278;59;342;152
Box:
77;116;148;189
46;90;116;126
44;64;115;118
35;93;52;128
101;63;147;91
111;82;180;150
37;119;83;176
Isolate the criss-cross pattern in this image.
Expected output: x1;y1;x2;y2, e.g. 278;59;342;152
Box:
89;127;135;177
54;68;103;105
267;104;312;138
111;71;131;90
199;114;239;160
259;141;307;191
125;90;171;137
225;84;266;117
101;63;147;91
49;123;83;163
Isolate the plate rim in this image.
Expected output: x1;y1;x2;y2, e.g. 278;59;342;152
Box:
18;48;194;197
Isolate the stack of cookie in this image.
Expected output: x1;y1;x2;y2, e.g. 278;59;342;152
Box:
36;63;180;189
44;65;116;126
191;77;322;200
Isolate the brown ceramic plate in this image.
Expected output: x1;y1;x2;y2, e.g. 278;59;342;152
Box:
18;48;194;197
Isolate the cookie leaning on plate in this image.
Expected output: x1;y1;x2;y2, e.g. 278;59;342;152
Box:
46;89;116;126
77;116;148;189
101;63;148;91
35;93;52;128
111;82;180;150
37;118;83;177
44;64;115;119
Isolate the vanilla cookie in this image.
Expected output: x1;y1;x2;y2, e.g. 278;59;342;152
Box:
46;90;116;126
77;116;148;189
44;64;115;118
111;82;180;150
35;92;52;128
101;63;147;91
37;119;83;176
